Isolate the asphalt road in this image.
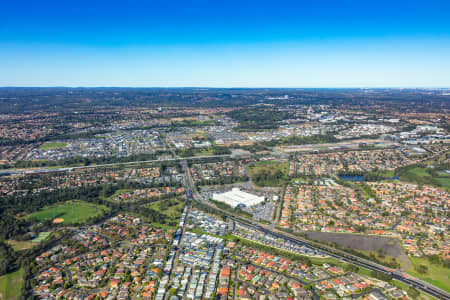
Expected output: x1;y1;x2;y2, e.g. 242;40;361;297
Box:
235;217;450;300
181;154;450;300
192;194;450;299
15;154;232;174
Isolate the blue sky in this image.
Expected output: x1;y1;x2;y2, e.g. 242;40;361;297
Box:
1;0;450;87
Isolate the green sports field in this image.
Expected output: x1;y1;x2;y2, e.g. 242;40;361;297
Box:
27;200;110;224
39;142;67;150
0;268;24;300
31;231;51;243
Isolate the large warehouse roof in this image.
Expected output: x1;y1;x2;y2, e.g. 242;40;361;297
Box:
212;188;264;208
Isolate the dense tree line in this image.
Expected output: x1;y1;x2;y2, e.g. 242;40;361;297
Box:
0;185;108;239
209;199;252;218
212;146;232;155
0;241;17;275
278;134;338;145
251;168;285;186
249;163;288;186
170;119;217;127
337;170;396;182
11;151;166;169
395;162;449;188
370;270;392;282
176;145;231;158
0;127;114;147
186;156;231;166
235;143;270;153
227;108;293;131
0;179;179;214
1;143;232;170
130;205;178;226
427;254;450;269
233;134;338;153
1;185;105;214
195;175;249;187
192;201;228;221
0;178;181;239
0;214;29;240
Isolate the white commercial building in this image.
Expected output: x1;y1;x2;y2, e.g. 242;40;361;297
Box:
212;188;264;208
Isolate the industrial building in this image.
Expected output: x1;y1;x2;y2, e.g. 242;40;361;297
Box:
212;188;264;208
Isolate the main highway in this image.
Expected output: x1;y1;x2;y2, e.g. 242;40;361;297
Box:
7;154;232;175
229;216;449;300
182;163;450;300
10;152;447;299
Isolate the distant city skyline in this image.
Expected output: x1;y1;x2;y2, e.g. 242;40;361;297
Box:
1;0;450;87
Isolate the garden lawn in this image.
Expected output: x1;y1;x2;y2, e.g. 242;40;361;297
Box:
0;268;24;300
435;177;450;189
408;167;431;177
146;198;185;219
398;166;450;191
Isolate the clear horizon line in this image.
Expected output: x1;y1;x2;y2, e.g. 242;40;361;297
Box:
1;86;450;89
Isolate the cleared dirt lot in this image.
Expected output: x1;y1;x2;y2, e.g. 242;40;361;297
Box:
305;231;410;270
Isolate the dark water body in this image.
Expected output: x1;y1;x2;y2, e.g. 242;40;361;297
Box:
338;175;364;181
338;175;399;181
